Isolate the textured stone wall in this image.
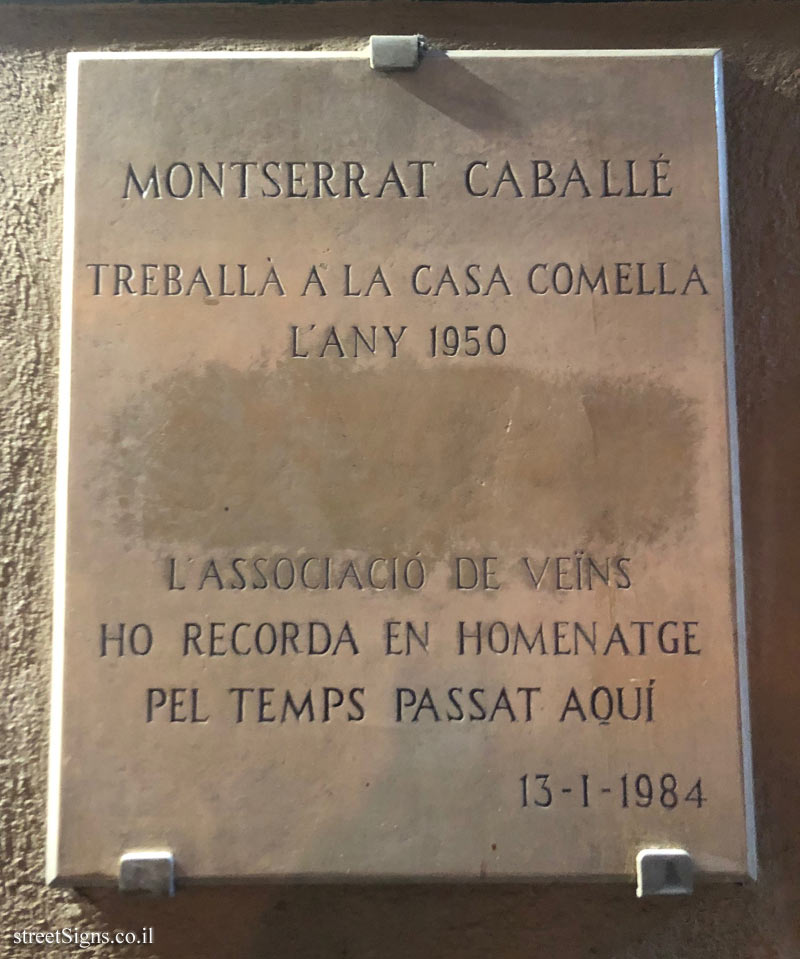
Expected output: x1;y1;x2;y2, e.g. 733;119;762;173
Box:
1;2;798;956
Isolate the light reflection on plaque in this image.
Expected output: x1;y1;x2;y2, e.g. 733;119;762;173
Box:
48;49;755;884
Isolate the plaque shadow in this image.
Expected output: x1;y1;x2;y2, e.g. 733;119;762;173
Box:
82;881;757;959
391;54;526;138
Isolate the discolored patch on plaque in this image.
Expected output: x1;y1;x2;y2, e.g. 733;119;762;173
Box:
49;49;755;885
106;363;699;552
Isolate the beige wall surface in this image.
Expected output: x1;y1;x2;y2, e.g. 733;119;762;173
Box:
1;1;799;956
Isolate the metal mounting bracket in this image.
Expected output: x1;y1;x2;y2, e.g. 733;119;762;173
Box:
369;35;425;72
636;848;694;897
119;851;175;897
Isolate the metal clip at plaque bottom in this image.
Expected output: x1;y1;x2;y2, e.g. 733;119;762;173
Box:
636;848;694;897
119;851;175;897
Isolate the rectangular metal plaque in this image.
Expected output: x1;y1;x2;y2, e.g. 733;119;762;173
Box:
49;49;755;884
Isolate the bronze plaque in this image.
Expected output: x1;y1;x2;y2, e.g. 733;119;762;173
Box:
48;49;755;884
